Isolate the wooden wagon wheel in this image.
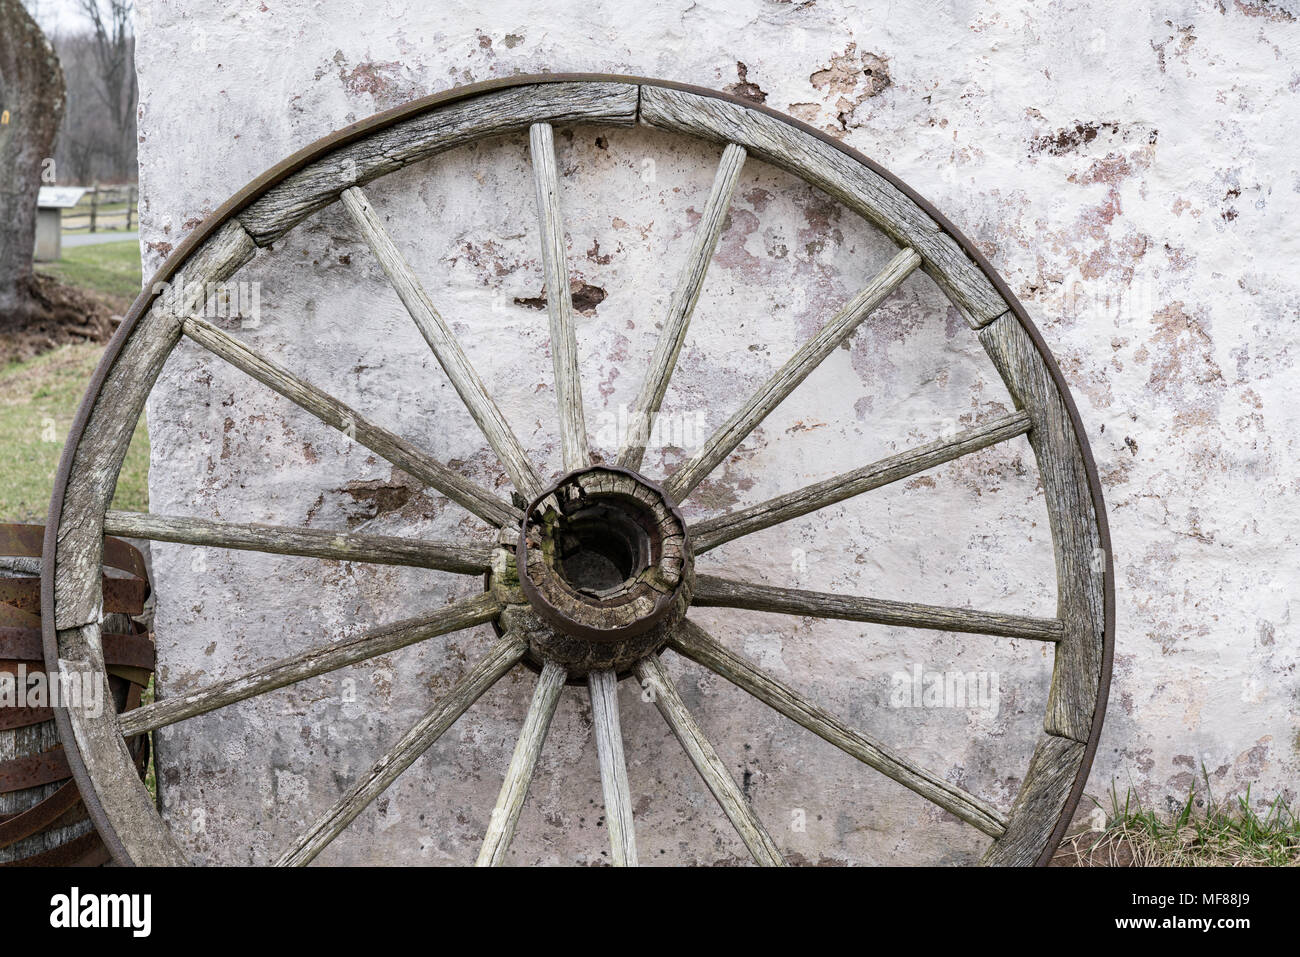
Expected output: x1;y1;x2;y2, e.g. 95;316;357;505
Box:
43;75;1113;867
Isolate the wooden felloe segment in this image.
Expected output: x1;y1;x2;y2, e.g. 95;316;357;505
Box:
277;632;527;866
691;411;1032;553
340;186;543;500
54;220;256;631
692;574;1063;642
982;734;1085;865
181;315;521;529
529;123;590;473
664;247;921;502
239;82;640;245
56;623;189;865
634;655;785;866
979;314;1105;742
639;85;1008;327
120;592;501;736
103;510;493;574
617;143;747;471
587;668;638;866
477;659;567;866
670;620;1008;837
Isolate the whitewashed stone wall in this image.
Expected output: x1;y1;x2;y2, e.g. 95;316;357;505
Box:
134;0;1300;864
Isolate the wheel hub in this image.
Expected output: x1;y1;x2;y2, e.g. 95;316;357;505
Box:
491;466;694;678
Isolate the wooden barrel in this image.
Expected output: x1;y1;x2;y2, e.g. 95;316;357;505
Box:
0;524;154;865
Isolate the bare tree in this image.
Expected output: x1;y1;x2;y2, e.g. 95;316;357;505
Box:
77;0;135;174
51;30;137;183
0;0;67;321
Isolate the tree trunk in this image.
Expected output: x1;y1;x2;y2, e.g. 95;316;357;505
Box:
0;0;66;323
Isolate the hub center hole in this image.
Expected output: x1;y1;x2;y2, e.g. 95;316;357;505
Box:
556;506;651;596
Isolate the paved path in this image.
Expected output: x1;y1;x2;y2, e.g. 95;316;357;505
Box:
63;231;138;248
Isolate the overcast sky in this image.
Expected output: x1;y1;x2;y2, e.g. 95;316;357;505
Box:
24;0;130;36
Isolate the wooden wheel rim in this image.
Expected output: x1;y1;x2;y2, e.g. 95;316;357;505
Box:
42;74;1114;867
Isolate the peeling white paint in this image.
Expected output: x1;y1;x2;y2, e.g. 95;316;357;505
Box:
135;0;1300;864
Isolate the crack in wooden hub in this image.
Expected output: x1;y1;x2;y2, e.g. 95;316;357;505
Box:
498;466;693;677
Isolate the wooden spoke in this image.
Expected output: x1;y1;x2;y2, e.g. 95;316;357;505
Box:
104;509;493;574
691;411;1031;553
276;631;526;866
587;668;637;866
692;574;1063;642
182;316;520;529
528;123;589;472
664;247;921;502
980;313;1107;743
669;620;1008;838
476;659;567;866
633;656;785;866
119;592;501;736
617;144;747;471
340;186;543;500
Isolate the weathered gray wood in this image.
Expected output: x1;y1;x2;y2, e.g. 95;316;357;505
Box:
633;655;785;866
103;509;493;574
692;574;1063;642
670;620;1008;838
56;623;190;865
617;143;747;471
528;123;589;472
476;659;567;866
691;411;1032;553
979;314;1105;742
54;220;256;631
639;85;1008;328
587;668;637;866
239;82;639;246
982;733;1085;865
277;631;526;866
0;603;133;862
0;721;92;862
341;186;543;500
120;592;501;736
182;315;521;529
664;247;920;502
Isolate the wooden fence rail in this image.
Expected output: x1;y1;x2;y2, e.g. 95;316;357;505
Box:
60;184;138;233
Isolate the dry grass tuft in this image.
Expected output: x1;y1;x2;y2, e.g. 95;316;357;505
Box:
1055;776;1299;867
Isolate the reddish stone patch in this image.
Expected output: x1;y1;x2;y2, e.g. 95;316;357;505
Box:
809;44;890;98
724;61;767;104
514;280;607;315
807;44;892;134
1032;121;1120;156
334;474;418;526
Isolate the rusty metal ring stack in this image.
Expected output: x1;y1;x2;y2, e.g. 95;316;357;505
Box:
0;525;154;866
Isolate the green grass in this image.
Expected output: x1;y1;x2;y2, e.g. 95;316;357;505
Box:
36;238;143;302
0;342;149;522
142;675;157;804
1060;774;1300;866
